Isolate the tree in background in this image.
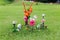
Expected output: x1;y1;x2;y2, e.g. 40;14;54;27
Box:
34;0;57;3
8;0;14;2
6;0;14;3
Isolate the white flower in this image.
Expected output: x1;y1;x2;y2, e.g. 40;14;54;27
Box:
42;14;45;16
17;24;21;29
12;21;16;24
30;1;34;2
16;29;20;32
33;15;37;19
37;24;40;28
33;18;35;21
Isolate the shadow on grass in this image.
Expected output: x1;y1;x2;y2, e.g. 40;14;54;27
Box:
8;28;51;37
0;27;51;40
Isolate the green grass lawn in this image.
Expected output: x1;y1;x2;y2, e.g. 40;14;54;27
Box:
0;3;60;40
